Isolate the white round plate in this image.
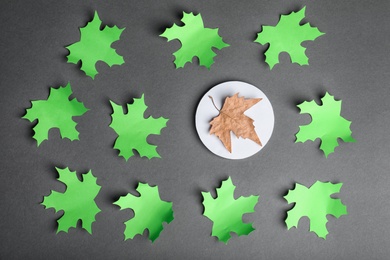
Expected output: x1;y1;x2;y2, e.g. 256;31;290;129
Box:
195;81;274;159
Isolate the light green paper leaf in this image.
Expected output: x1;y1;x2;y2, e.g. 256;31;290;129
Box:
284;181;348;239
109;94;169;160
22;83;88;146
202;177;259;244
42;167;101;234
255;6;324;69
66;11;125;79
296;92;355;157
160;12;229;69
114;182;174;242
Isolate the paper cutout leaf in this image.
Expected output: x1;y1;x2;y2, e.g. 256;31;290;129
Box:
296;92;355;157
22;83;88;146
254;6;324;69
66;11;125;79
284;181;348;239
109;94;169;160
114;182;174;242
42;167;101;234
160;12;229;69
202;177;259;244
209;93;262;153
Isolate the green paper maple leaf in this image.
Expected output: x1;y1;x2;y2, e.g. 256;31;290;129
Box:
42;167;101;234
296;92;355;157
202;177;259;244
255;6;324;69
22;83;88;146
114;182;174;242
66;11;125;79
109;94;169;160
160;12;229;69
284;181;348;239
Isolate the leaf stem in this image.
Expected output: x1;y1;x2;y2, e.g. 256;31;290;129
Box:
208;96;220;112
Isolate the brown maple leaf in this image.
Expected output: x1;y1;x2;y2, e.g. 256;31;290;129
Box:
209;93;262;153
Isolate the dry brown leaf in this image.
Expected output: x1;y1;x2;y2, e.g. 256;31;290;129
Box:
209;93;262;153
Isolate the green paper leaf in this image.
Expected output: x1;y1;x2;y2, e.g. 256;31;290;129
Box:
160;12;229;69
202;177;259;244
296;92;355;157
66;11;125;79
109;94;169;160
114;182;174;242
255;6;324;69
22;83;88;146
42;167;101;234
284;181;348;239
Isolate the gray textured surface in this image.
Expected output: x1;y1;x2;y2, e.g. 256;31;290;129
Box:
1;1;390;259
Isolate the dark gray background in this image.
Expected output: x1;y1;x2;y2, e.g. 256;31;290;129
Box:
1;0;389;259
